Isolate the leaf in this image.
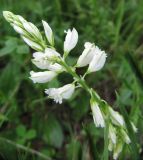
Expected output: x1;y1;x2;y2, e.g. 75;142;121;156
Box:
16;44;29;54
0;38;18;57
16;125;26;137
66;138;81;160
43;114;64;148
25;129;37;139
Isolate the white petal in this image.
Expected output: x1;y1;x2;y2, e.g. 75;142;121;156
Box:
45;48;61;59
64;28;78;53
59;84;75;99
30;71;57;83
48;63;63;72
77;42;95;67
91;101;105;128
42;20;53;45
88;46;107;72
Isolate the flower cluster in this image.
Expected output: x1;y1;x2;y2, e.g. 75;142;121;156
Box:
3;11;137;159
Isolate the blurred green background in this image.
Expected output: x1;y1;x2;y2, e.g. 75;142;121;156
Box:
0;0;143;159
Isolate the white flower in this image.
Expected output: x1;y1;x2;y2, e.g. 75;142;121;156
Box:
88;46;107;72
64;28;78;53
32;49;62;71
32;52;50;69
45;84;75;104
109;124;117;144
42;20;54;45
30;71;57;83
77;42;95;67
109;108;124;126
22;36;43;51
90;101;105;128
23;22;42;40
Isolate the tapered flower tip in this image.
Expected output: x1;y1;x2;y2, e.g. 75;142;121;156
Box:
64;28;78;53
3;11;14;23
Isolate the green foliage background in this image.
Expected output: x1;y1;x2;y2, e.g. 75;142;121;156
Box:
0;0;143;159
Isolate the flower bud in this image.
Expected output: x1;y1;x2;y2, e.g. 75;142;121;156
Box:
64;28;78;54
113;140;123;160
120;129;131;144
22;36;43;51
42;20;54;46
88;46;107;72
109;107;124;126
90;99;105;128
109;124;117;144
12;24;25;34
23;22;42;40
45;84;75;104
3;11;14;23
30;71;57;83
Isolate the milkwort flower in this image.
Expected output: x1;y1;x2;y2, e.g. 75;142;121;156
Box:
45;84;75;104
3;11;137;160
30;71;57;83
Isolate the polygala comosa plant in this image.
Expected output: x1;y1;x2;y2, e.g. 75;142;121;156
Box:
3;11;137;159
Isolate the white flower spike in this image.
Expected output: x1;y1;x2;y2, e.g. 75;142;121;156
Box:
42;20;54;46
88;46;107;72
30;71;57;83
90;100;105;128
64;28;78;54
45;84;75;104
